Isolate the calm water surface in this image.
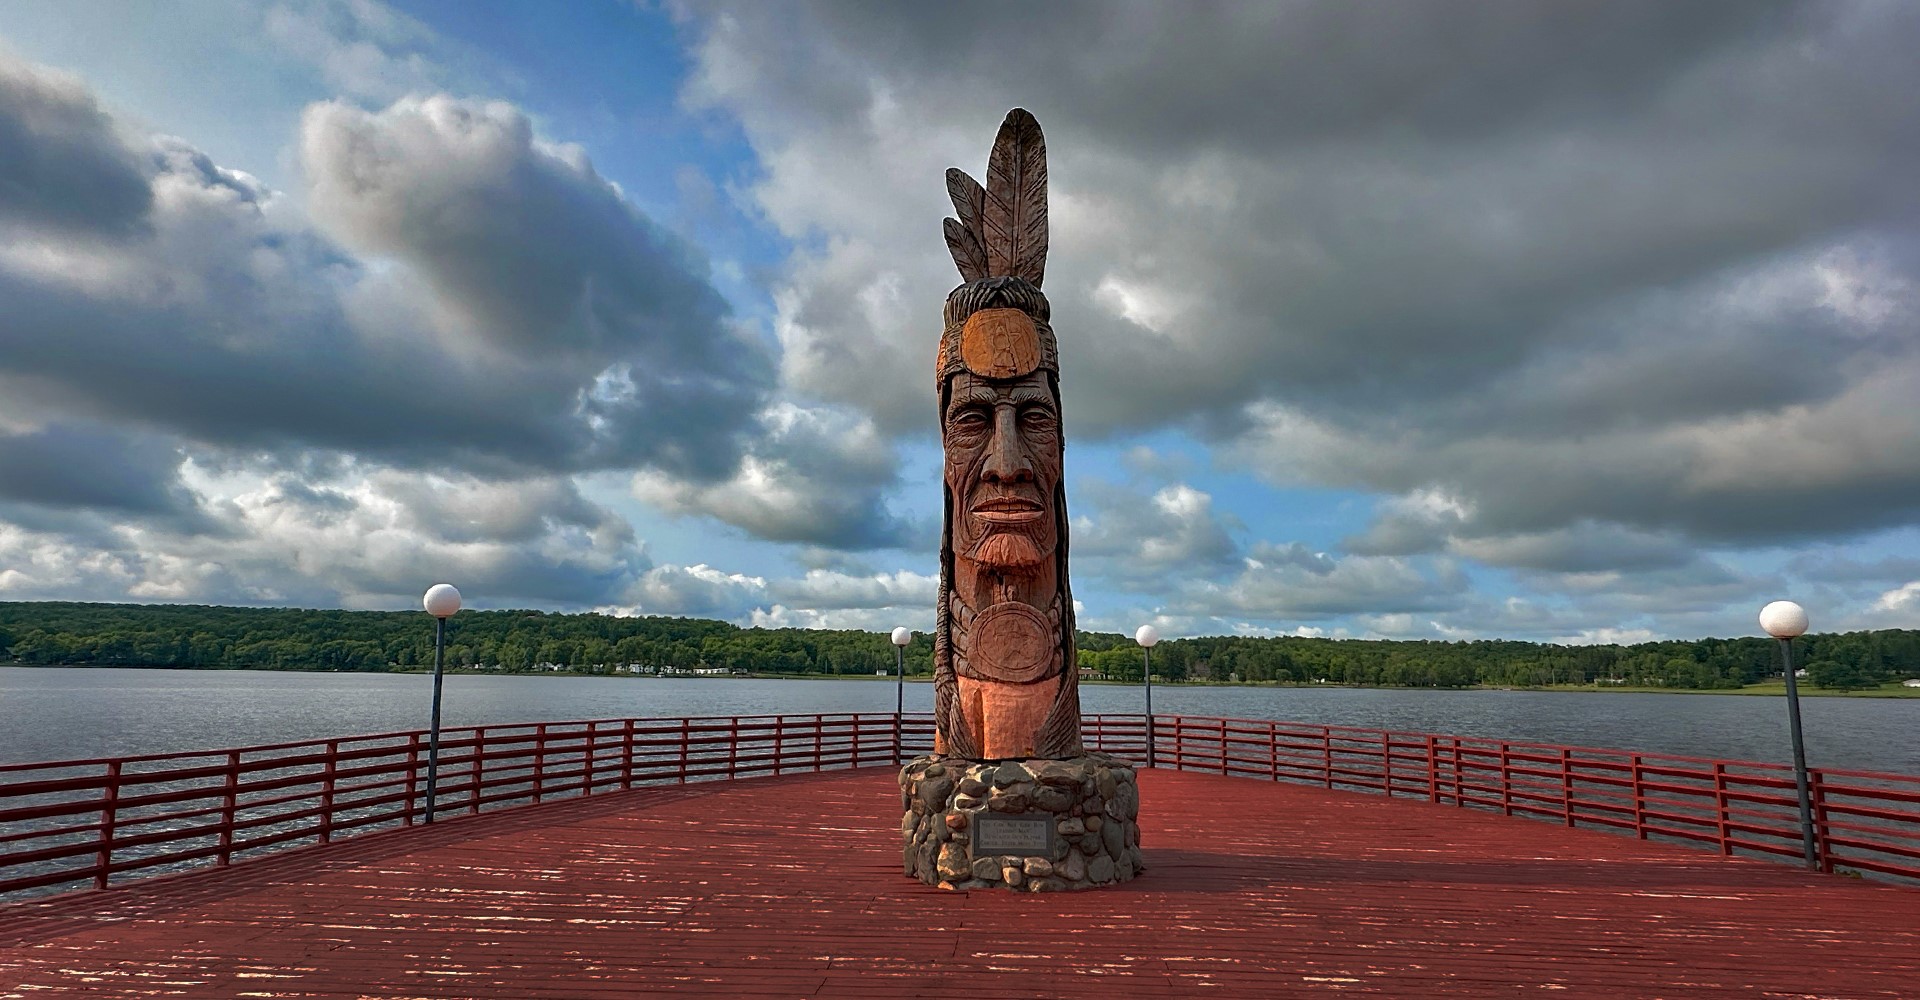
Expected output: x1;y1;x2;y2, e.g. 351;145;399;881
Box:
2;667;1915;774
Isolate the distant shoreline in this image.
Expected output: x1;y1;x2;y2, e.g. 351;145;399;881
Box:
9;662;1918;697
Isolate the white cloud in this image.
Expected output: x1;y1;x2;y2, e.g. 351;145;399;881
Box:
262;0;442;101
1873;581;1920;615
1071;480;1239;582
1170;545;1467;624
630;402;915;549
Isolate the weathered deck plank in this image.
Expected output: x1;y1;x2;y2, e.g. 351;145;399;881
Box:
3;767;1918;997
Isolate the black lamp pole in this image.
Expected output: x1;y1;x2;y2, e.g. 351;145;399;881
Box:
1142;644;1155;768
426;614;447;824
1778;636;1818;870
421;584;461;825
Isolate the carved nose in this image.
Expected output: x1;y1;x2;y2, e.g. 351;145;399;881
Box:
982;405;1033;484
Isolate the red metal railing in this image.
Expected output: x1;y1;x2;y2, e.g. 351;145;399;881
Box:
0;713;937;900
4;713;1917;902
1099;716;1920;882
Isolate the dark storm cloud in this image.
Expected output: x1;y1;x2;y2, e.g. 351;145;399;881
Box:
1786;552;1920;586
680;0;1920;558
744;1;1798;151
0;424;192;517
0;58;151;234
0;58;773;484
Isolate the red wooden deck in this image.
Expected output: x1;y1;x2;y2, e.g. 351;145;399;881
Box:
3;767;1917;998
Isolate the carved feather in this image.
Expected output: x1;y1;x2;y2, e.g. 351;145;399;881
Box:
944;218;988;282
947;168;985;235
944;169;989;282
982;108;1048;287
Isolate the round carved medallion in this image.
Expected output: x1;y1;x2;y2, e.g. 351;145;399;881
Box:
960;308;1041;379
968;601;1055;683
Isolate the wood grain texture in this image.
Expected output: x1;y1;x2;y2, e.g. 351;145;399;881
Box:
982;108;1048;287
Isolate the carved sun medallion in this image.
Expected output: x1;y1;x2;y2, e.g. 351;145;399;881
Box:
968;601;1054;684
960;308;1041;379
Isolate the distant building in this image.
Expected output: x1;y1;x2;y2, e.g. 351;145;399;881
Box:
1904;679;1920;688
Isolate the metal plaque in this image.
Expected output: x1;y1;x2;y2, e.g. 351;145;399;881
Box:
971;813;1054;855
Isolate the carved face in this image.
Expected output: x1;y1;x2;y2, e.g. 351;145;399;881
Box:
944;369;1061;571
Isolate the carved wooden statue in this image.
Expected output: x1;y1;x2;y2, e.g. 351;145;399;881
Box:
933;108;1081;760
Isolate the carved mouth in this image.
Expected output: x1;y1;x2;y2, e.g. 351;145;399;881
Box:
971;497;1045;523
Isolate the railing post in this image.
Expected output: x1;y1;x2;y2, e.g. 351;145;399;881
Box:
1630;754;1646;839
1381;730;1393;797
1219;718;1229;775
470;727;484;815
774;716;784;776
1560;748;1574;828
404;734;419;826
217;750;240;866
1713;762;1731;855
813;714;824;772
320;740;338;845
621;720;636;790
852;714;862;770
728;717;739;778
1811;770;1832;873
679;717;691;783
1426;736;1439;803
1322;726;1333;789
1268;722;1279;782
1457;740;1469;807
583;722;596;797
1498;744;1512;816
533;724;547;804
95;760;122;891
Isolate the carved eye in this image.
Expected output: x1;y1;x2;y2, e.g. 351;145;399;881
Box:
949;406;990;434
1018;406;1058;433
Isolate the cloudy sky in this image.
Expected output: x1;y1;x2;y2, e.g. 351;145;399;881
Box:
1;1;1916;643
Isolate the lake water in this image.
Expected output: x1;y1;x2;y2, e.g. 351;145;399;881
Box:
2;667;1916;774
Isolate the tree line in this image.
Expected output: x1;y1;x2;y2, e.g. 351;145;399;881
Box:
1;601;1915;690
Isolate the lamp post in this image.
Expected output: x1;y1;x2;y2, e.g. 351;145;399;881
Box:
1135;625;1159;768
1760;600;1818;871
890;627;911;762
422;583;462;824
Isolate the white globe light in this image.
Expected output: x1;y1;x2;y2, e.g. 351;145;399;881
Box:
1759;600;1808;639
890;626;912;647
423;583;463;619
1135;624;1160;648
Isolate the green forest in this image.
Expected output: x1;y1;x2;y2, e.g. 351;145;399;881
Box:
2;601;1916;691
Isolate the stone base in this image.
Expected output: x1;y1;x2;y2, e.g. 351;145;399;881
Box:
899;753;1142;891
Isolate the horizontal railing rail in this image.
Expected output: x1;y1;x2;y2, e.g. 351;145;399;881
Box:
1082;715;1920;883
0;712;943;901
5;712;1915;902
